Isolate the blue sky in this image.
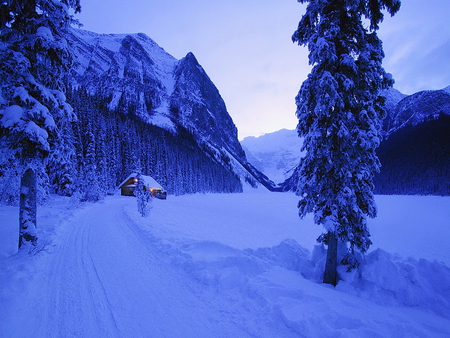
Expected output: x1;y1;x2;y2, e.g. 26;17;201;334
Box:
75;1;450;139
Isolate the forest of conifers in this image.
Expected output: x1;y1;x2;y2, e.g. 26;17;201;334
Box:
0;87;243;206
374;114;450;196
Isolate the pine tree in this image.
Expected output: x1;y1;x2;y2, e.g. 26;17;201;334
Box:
293;0;400;285
96;124;108;196
47;116;77;196
0;0;81;249
134;174;152;217
82;130;102;202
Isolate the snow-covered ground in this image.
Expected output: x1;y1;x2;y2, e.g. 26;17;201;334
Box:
1;190;450;337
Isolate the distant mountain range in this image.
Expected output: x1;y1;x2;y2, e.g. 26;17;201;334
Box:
242;86;450;195
241;129;302;184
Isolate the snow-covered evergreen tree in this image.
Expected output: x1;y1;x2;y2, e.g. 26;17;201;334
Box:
47;117;77;196
82;131;102;202
134;174;152;217
0;147;20;205
293;0;400;285
0;0;81;248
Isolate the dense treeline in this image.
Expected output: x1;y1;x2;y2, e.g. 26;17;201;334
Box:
374;114;450;196
278;114;450;196
0;88;243;205
71;88;243;197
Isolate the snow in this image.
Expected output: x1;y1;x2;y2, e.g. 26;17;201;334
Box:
241;129;303;184
150;101;177;132
0;88;7;105
0;105;24;127
36;26;54;41
1;192;449;337
119;173;164;190
24;120;49;145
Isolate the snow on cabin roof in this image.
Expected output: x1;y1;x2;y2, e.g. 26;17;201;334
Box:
118;173;164;190
140;175;163;190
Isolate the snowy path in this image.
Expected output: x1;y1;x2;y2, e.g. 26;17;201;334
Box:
35;197;208;337
0;197;296;338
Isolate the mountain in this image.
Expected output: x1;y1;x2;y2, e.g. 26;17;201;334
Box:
64;28;274;196
374;114;450;195
260;87;450;195
374;86;450;195
381;87;408;119
240;129;302;184
382;87;450;136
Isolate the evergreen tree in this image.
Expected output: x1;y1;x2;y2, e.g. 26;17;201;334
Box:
82;131;102;202
292;0;400;285
0;147;20;206
134;174;152;217
47;116;77;196
96;124;108;195
0;0;81;249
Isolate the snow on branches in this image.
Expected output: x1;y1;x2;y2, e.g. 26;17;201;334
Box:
293;0;400;283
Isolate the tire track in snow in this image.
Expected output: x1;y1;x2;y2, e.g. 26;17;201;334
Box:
31;196;262;337
36;201;122;337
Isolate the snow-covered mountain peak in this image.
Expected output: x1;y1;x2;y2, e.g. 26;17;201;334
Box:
69;29;178;128
68;28;273;191
382;87;407;113
242;129;300;154
69;29;180;132
241;129;303;184
383;87;450;135
71;28;177;72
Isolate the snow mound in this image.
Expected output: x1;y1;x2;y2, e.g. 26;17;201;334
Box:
338;249;450;320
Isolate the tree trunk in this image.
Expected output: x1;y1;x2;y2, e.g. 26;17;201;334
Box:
19;168;37;248
323;231;338;286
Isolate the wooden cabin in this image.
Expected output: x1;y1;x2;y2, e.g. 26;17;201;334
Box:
118;173;167;199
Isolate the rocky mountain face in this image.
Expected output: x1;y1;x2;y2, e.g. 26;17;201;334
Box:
247;87;450;195
375;86;450;195
67;28;274;194
171;52;243;156
382;86;450;136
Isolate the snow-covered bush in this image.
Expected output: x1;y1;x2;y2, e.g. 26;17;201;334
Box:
134;175;152;217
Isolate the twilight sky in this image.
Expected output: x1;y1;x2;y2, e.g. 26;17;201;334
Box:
75;1;450;139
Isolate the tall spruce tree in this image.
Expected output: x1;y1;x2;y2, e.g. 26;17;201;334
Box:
0;0;81;249
292;0;400;285
82;130;102;202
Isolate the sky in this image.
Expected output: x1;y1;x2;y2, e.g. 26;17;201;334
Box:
74;0;450;139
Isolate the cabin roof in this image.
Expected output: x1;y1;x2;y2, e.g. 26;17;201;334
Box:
118;173;164;190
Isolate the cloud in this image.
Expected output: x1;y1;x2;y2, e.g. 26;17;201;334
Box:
380;0;450;94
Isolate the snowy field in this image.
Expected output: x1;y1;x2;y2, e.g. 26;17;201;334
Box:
1;190;450;337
